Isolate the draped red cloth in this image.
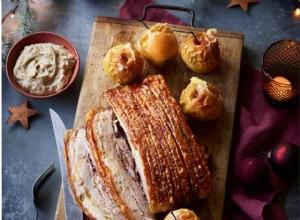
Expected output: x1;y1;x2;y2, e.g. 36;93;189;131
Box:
119;1;299;219
223;63;299;220
119;0;187;26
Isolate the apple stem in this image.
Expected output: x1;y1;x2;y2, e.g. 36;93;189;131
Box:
190;32;200;45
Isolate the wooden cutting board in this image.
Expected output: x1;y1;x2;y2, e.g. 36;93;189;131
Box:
55;16;244;220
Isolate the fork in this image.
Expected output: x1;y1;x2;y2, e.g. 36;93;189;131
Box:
32;163;56;220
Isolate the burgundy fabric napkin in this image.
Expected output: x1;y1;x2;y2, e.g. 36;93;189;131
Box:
119;0;187;26
119;1;299;219
223;64;299;220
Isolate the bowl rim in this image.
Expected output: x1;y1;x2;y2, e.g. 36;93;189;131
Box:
6;31;80;99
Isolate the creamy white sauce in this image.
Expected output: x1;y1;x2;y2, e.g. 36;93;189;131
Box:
13;43;76;95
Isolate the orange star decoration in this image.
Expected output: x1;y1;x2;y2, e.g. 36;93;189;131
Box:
6;100;39;130
227;0;259;11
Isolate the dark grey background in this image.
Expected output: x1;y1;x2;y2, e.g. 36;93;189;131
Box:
2;0;299;219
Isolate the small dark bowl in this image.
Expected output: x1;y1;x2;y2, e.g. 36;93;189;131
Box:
6;32;80;99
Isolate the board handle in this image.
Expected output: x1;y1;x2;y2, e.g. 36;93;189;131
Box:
138;4;195;27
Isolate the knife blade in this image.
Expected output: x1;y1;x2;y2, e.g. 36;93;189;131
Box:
49;108;83;220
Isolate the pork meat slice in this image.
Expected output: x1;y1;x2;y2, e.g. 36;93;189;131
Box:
85;108;154;219
64;128;124;220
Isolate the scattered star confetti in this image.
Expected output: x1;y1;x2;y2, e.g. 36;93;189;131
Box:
227;0;259;11
6;100;39;130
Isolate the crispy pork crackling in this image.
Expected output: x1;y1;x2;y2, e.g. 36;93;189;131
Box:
105;74;212;214
64;74;212;219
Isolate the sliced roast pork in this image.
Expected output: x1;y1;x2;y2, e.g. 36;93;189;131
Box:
105;74;213;214
85;108;154;219
65;112;154;220
65;74;212;218
64;129;123;220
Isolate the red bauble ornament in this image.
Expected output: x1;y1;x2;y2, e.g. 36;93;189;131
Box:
237;157;270;190
267;142;299;175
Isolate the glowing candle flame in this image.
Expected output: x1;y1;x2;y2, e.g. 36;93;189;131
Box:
295;8;300;17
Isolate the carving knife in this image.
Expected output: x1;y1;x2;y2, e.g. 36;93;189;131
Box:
49;108;83;220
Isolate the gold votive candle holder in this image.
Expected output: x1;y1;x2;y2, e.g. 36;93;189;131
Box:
262;40;300;106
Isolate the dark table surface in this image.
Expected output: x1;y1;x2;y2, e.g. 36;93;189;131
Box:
2;0;299;219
